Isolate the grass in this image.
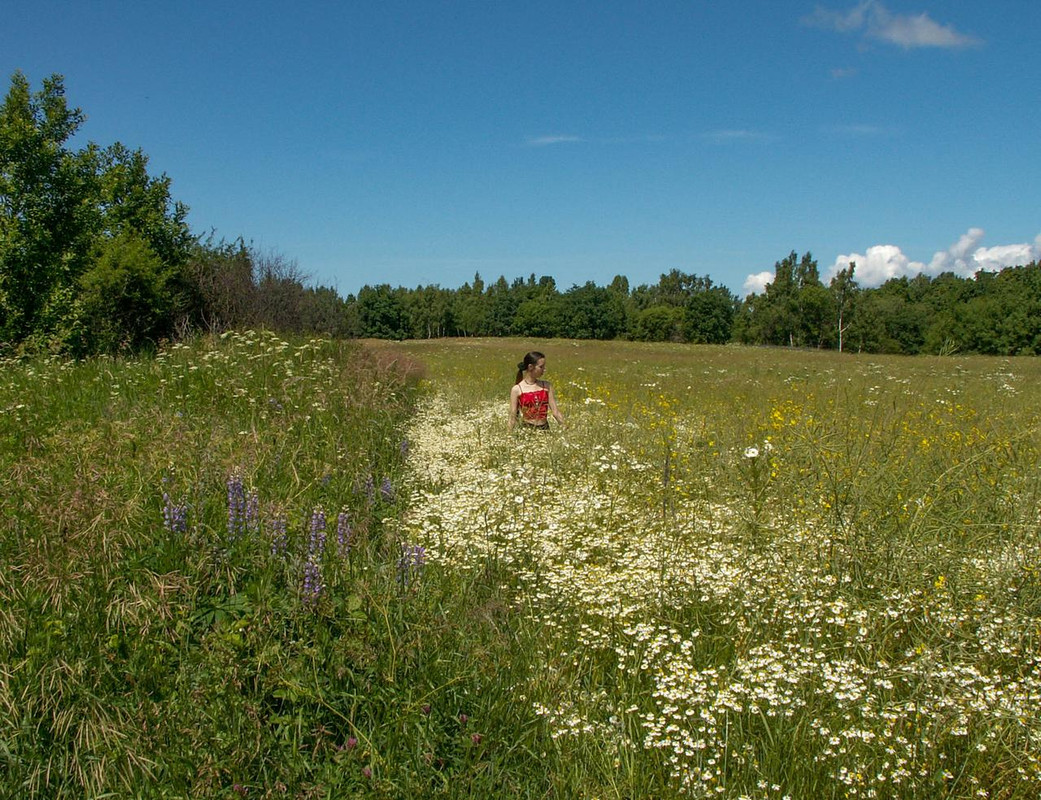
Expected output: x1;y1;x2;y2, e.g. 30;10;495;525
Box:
2;334;1040;798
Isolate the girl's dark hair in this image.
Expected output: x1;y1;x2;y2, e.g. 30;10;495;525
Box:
515;351;545;385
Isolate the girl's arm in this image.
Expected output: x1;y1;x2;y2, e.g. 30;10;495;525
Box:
508;384;520;429
547;383;564;425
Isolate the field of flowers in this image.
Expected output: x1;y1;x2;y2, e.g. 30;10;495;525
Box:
385;337;1041;799
2;334;1040;799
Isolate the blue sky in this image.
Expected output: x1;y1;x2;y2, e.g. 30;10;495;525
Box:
4;1;1039;297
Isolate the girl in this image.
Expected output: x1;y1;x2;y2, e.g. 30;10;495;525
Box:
509;351;564;430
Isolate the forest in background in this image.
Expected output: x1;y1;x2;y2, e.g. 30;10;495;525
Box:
3;71;1040;358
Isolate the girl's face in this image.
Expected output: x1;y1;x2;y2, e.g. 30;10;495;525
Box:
531;359;546;375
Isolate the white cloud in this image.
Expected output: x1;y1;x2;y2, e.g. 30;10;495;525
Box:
804;1;981;49
743;230;1040;295
743;271;774;296
526;134;666;147
526;135;584;147
821;228;1041;288
804;1;870;33
926;226;985;274
878;10;979;49
830;67;858;79
972;243;1039;272
832;243;924;286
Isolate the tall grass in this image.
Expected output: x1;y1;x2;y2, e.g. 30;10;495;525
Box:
0;332;553;798
3;334;1040;798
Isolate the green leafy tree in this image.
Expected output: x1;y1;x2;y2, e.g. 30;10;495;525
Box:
485;275;516;336
758;252;800;346
870;278;927;354
301;285;349;336
404;284;454;339
95;142;192;268
1;72;195;352
512;276;563;338
794;253;831;347
513;294;565;338
830;262;858;352
631;305;685;342
454;273;488;336
0;72;95;346
684;285;735;344
354;284;406;339
560;281;625;340
75;231;170;354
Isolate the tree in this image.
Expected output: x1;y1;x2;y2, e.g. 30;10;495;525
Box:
454;273;488;336
631;305;685;342
512;294;565;338
794;252;831;347
354;284;406;339
301;285;349;337
0;72;95;346
485;275;516;336
179;237;255;333
759;252;800;346
871;278;926;354
1;71;195;353
512;277;563;338
404;284;453;339
253;249;309;332
829;262;858;353
685;285;735;344
76;231;171;354
558;282;625;340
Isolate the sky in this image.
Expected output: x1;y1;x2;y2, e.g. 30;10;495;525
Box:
3;0;1039;298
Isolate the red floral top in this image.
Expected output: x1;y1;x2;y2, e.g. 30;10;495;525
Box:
517;387;549;425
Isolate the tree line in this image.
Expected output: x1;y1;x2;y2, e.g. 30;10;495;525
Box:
339;255;1041;357
3;72;1039;358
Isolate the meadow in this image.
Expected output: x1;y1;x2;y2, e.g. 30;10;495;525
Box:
2;334;1040;798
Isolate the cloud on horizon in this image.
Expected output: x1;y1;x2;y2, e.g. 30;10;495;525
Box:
823;229;1041;287
743;271;775;296
803;1;981;49
744;229;1041;295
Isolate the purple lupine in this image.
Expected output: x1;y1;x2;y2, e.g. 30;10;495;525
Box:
302;557;323;606
269;514;288;558
227;475;246;543
399;438;410;459
336;511;353;558
363;474;375;504
308;508;327;558
380;477;394;503
302;507;327;607
397;543;426;588
162;492;188;534
246;490;260;537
